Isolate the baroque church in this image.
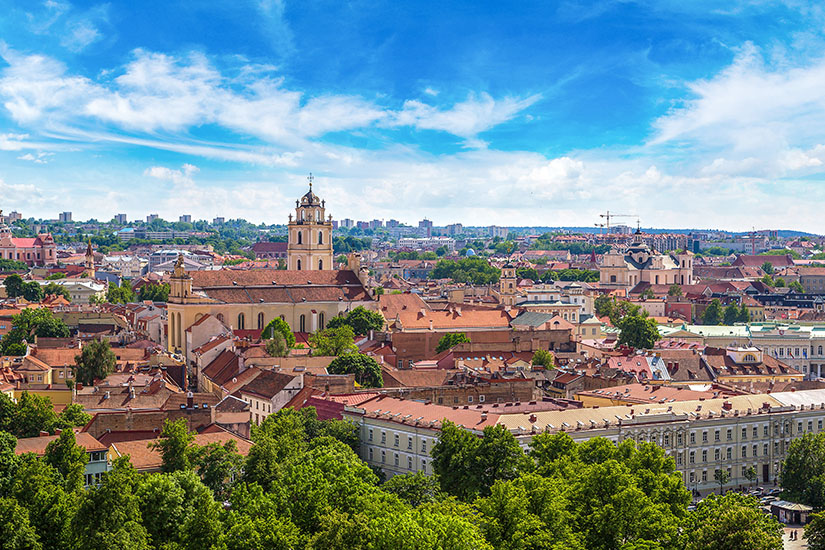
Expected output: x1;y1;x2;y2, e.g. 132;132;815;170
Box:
166;177;375;356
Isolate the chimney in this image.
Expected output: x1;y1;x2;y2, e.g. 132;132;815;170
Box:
186;391;194;408
39;431;49;437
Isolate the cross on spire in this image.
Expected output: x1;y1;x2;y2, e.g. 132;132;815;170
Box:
307;172;314;190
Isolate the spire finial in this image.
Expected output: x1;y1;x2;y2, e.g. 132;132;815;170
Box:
307;172;314;190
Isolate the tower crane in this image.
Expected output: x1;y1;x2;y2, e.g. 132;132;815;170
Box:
599;211;639;232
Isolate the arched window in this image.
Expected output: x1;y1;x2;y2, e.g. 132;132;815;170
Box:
318;259;323;270
297;231;302;244
743;353;756;363
216;313;224;323
237;313;245;330
299;314;306;333
319;312;325;329
280;314;285;320
318;231;323;245
257;312;264;330
297;259;302;270
819;345;823;356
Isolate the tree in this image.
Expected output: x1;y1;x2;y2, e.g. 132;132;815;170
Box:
55;403;92;431
138;283;170;302
0;498;42;550
264;333;289;357
324;306;385;335
761;261;774;275
774;277;786;288
435;245;448;256
429;257;501;285
702;299;723;325
327;353;383;387
21;282;43;303
261;317;296;348
744;465;757;489
685;493;783;550
105;281;136;304
738;304;751;323
382;471;443;506
1;308;69;355
436;332;471;353
789;280;804;293
780;432;825;508
516;267;540;281
190;440;244;499
640;288;655;300
531;348;554;368
309;326;358;356
3;273;25;298
44;429;88;492
594;294;613;317
714;468;730;494
723;304;740;325
42;283;70;301
149;418;196;473
668;284;683;297
73;339;116;386
617;315;660;350
805;510;825;550
14;392;59;438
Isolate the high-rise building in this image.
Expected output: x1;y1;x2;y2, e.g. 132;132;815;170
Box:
419;219;433;238
146;214;159;223
212;217;225;225
58;212;72;223
179;215;192;223
489;225;509;239
386;219;400;228
340;218;355;229
369;219;383;230
114;214;127;224
7;211;22;222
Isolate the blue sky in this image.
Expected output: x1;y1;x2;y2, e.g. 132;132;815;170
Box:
2;1;825;231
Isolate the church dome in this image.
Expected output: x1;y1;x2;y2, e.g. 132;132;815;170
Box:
465;248;476;256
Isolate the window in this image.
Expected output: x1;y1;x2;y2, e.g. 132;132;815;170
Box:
690;433;695;444
677;433;683;445
689;451;695;464
799;422;804;433
381;431;386;444
394;453;399;466
714;430;720;442
742;446;747;458
742;427;747;439
677;452;682;465
819;420;823;431
257;312;264;330
753;445;758;457
407;437;412;450
689;472;695;483
809;420;814;432
319;231;323;245
369;448;373;461
664;434;670;446
319;312;325;329
727;429;732;441
297;231;302;244
702;471;707;482
714;448;720;461
742;465;748;476
702;450;707;462
764;443;769;456
394;434;400;447
408;456;413;470
753;426;758;439
299;314;306;332
297;259;302;270
318;259;323;270
479;395;486;403
726;447;732;460
468;396;474;403
421;459;427;472
368;429;373;442
422;440;427;453
237;313;245;330
381;451;385;463
702;431;707;443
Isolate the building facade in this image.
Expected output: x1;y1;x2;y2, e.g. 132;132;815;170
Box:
0;214;56;266
600;230;694;289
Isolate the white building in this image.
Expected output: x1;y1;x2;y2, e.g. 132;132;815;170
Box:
397;237;455;251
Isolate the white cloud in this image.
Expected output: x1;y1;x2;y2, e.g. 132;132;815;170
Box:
17;151;53;164
144;163;199;185
391;92;541;141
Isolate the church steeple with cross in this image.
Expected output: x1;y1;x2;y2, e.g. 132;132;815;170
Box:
287;173;333;270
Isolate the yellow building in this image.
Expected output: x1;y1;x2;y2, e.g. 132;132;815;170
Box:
287;175;334;271
498;263;518;306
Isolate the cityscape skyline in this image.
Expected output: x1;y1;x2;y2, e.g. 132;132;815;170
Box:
2;2;825;229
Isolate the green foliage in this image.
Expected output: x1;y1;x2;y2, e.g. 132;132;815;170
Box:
327;353;383;387
73;339;116;386
541;268;599;282
149;418;195;473
516;267;540;281
21;282;43;303
617;314;660;350
2;309;69;357
383;472;443;507
780;431;825;508
262;317;296;348
723;304;740;325
761;261;774;275
702;299;723;325
42;283;70;301
333;235;372;254
774;277;785;288
309;326;358;356
0;392;89;439
105;281;136;304
531;348;554;368
667;284;682;297
529;235;611;255
713;468;730;494
324;306;385;335
760;248;801;259
264;333;289;357
45;272;66;280
3;273;25;297
683;493;782;550
430;257;501;284
789;280;805;293
137;283;169;302
806;510;825;550
436;332;471;353
594;294;613;317
44;430;87;493
0;258;28;272
0;497;43;550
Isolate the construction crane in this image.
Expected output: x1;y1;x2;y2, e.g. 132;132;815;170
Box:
599;211;639;232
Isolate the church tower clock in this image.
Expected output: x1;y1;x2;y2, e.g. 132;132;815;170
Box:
287;174;334;270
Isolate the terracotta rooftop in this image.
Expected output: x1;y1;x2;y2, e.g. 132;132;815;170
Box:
15;431;107;455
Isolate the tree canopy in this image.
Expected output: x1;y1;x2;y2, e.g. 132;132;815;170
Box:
435;332;471;353
0;309;69;356
324;306;385;335
326;353;383;388
73;339;116;386
429;257;501;285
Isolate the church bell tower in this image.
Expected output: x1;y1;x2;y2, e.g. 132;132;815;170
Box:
287;174;334;270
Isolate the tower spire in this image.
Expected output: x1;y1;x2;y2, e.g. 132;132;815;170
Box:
307;172;314;191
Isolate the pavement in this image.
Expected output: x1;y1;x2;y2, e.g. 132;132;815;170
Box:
783;525;807;550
